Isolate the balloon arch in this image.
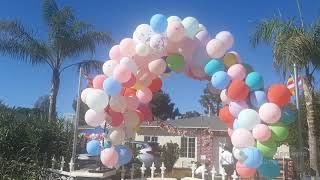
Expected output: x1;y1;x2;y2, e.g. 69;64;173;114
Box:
81;14;295;179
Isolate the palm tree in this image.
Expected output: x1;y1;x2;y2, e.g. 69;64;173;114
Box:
251;17;320;177
0;0;112;121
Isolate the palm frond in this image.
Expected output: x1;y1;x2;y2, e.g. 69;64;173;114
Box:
42;0;59;24
0;20;50;66
60;60;104;76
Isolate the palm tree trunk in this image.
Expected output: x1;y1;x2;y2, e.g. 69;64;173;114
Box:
48;68;60;121
303;75;320;178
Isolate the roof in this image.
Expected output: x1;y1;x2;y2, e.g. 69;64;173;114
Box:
141;116;227;131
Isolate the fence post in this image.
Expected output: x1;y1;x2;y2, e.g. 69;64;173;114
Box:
130;163;135;179
140;163;146;178
191;162;196;178
201;166;207;180
150;162;156;178
211;167;216;180
60;156;65;171
121;166;125;180
51;155;56;169
160;162;166;179
231;170;238;180
221;168;226;180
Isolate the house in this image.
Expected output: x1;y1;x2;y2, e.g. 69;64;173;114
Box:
135;116;229;173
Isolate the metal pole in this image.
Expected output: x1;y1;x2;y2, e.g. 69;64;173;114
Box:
293;63;305;177
70;65;83;171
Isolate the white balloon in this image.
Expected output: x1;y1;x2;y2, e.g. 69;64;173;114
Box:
167;16;181;23
133;24;154;44
120;57;138;75
220;89;230;105
103;60;119;77
198;24;207;32
86;89;109;112
149;34;167;53
81;88;94;103
237;109;261;130
215;31;234;50
85;109;106;127
109;96;127;113
135;43;150;56
109;128;125;145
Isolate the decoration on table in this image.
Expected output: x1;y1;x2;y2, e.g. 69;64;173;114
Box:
79;13;294;178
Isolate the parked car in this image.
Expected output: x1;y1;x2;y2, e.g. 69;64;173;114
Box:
126;141;161;167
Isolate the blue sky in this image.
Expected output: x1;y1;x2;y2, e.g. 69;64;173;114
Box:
0;0;319;115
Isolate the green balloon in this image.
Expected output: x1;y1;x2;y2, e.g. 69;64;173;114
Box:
242;63;254;74
166;54;185;72
269;122;289;142
256;139;277;158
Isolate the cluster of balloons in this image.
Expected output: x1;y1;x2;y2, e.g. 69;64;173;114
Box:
80;13;294;176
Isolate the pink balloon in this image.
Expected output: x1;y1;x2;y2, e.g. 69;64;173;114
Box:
259;103;281;124
206;38;227;59
220;89;231;105
136;68;156;87
166;21;185;42
126;96;139;110
236;161;256;178
180;37;197;59
228;128;234;137
109;45;123;61
92;74;107;89
85;109;106;127
133;55;150;70
166;40;180;54
229;101;248;117
137;104;152;122
122;74;136;88
148;59;167;75
100;147;119;168
195;30;211;46
113;64;132;83
231;128;255;148
119;38;136;57
189;64;206;80
252;124;272;142
136;88;153;104
215;31;234;50
227;64;246;80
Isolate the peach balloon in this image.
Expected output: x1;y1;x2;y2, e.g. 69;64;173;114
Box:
166;40;180;54
236;161;256;178
231;128;255;148
113;64;132;83
227;64;246;80
148;59;167;75
109;96;127;113
126;96;139;110
136;88;153;104
120;38;136;57
166;21;185;42
252;124;272;142
100;147;119;168
109;45;123;61
206;38;227;59
93;74;107;89
259;103;281;124
180;37;197;60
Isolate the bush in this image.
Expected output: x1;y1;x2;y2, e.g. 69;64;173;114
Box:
0;104;73;179
160;143;179;172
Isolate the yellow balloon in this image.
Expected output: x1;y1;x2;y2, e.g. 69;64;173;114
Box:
133;82;144;90
223;51;240;68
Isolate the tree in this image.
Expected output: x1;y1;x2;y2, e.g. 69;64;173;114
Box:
160;143;179;172
0;0;112;121
199;84;221;116
149;91;180;120
34;95;50;114
251;16;320;177
179;111;201;119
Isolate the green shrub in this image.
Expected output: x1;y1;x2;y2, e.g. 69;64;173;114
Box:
160;143;180;172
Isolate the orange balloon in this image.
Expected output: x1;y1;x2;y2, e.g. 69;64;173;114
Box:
219;106;234;125
267;84;291;107
148;78;163;92
227;80;249;101
123;88;137;97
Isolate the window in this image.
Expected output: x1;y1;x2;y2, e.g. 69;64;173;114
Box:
144;136;158;143
180;137;196;158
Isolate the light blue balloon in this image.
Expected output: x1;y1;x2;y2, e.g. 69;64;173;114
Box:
115;145;133;166
233;119;240;129
86;140;101;156
250;90;267;108
245;72;264;91
242;147;263;168
182;17;199;38
103;76;121;96
204;59;225;76
258;158;280;179
280;108;296;125
103;140;112;149
150;14;167;33
211;71;230;90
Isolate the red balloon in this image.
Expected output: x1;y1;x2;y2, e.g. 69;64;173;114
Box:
219;106;234;126
137;104;152;122
148;78;163;92
107;108;124;127
267;84;291;107
136;110;145;123
236;161;256;178
92;74;107;89
122;74;136;88
123;88;137;97
227;80;249;101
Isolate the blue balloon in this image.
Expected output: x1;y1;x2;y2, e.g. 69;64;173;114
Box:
258;158;280;179
211;71;230;90
115;145;133;166
86;140;101;156
150;14;167;33
242;147;263;168
204;59;225;76
245;72;264;91
233;119;240;129
250;90;267;108
103;140;112;149
280;108;296;125
103;76;121;96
